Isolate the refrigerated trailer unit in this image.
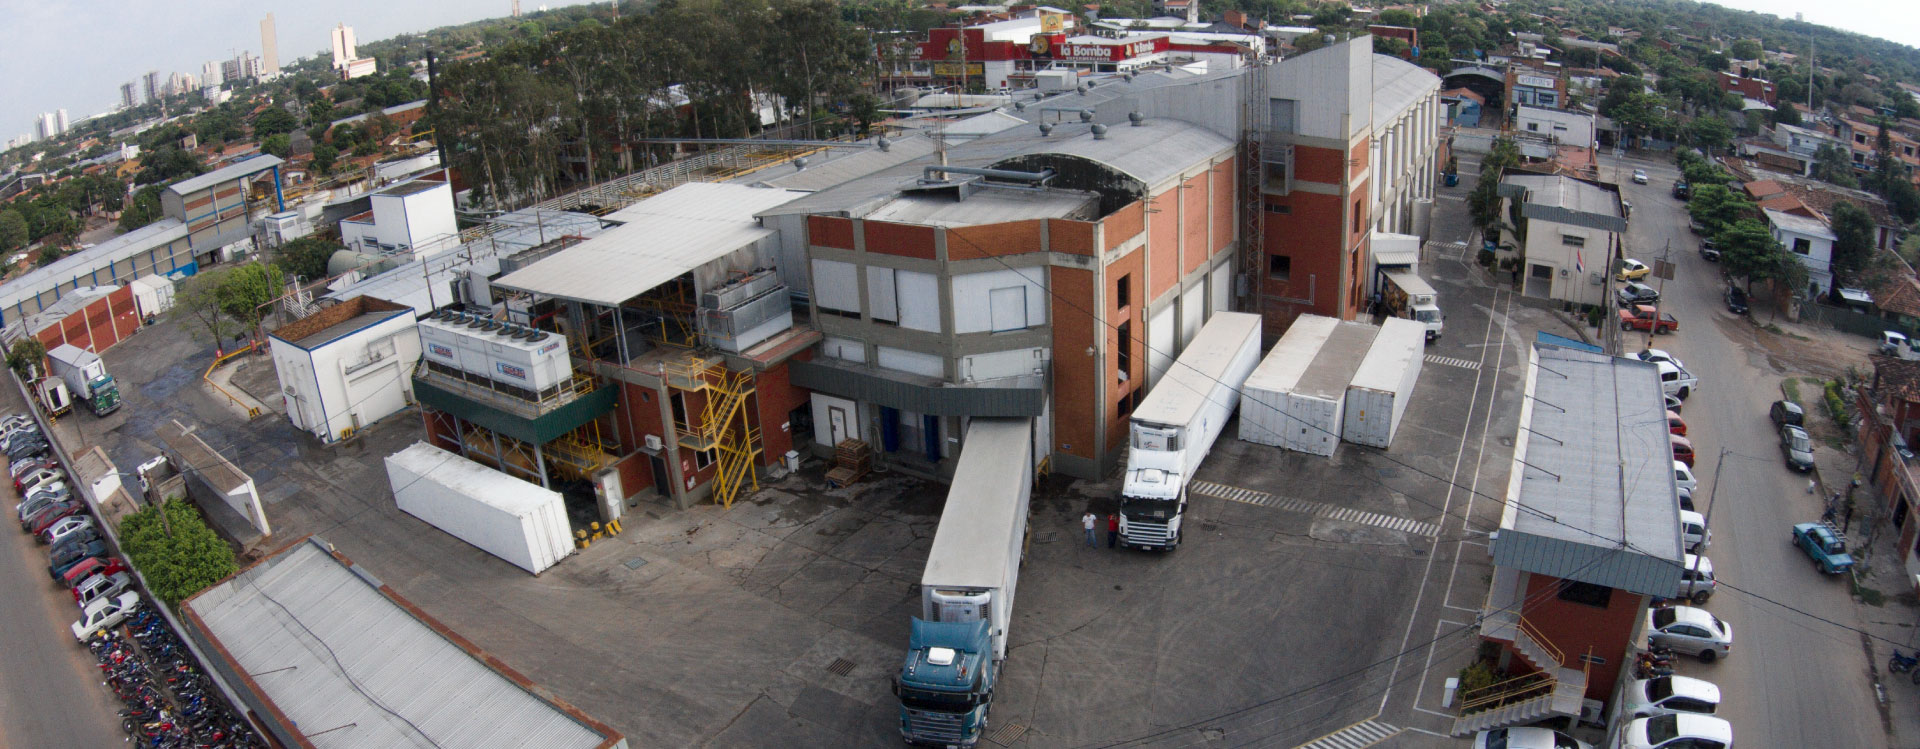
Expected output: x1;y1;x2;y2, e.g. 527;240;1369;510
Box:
1343;318;1426;449
1119;312;1261;550
897;417;1034;747
1240;315;1380;456
384;442;575;575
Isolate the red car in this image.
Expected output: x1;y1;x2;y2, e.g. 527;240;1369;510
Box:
27;502;85;536
1667;410;1687;437
1618;304;1679;334
1671;434;1696;467
60;556;129;589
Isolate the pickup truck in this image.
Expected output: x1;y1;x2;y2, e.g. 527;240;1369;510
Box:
1791;522;1854;574
1619;304;1679;334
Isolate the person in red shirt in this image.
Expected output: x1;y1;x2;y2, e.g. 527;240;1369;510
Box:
1106;512;1119;548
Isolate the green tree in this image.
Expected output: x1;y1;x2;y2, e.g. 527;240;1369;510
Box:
253;106;298;138
1812;143;1860;188
310;143;339;175
1829;201;1876;282
133;146;206;186
118;185;166;232
5;338;47;378
261;133;291;158
172;267;238;345
216;262;285;336
35;246;65;267
1687;183;1755;235
1469;137;1520;235
1772;102;1802;126
1730;39;1763;60
0;209;26;252
273;237;343;281
1718;217;1790;291
1688;116;1733;154
117;499;239;607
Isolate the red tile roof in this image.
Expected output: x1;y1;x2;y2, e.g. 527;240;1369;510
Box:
1876;276;1920;320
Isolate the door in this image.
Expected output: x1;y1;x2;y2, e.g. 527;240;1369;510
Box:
648;455;670;497
989;287;1026;332
828;406;850;447
1525;263;1554;298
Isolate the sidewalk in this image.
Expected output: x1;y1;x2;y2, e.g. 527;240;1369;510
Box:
1847;521;1919;746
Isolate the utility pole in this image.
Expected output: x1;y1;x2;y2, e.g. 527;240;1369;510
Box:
1643;239;1673;351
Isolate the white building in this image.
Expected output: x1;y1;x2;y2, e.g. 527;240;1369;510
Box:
331;24;359;69
1500;174;1628;306
1764;208;1839;296
54;109;68;135
339;178;458;258
260;13;281;79
267;296;421;443
1770;122;1844;159
1513;105;1596;151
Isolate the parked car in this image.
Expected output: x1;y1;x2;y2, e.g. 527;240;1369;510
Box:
73;570;133;609
1698;238;1720;262
47;527;100;556
9;456;56;484
1678;486;1695;512
50;529;104;559
1666;393;1684;414
1621;675;1722;720
1633;169;1650;184
1647;605;1733;662
26;501;85;536
1620;305;1679;334
1675;461;1698;493
1724;285;1748;315
59;556;129;589
49;538;111;580
17;489;71;524
1672;181;1691;199
0;413;31;432
17;467;63;495
1667;410;1687;437
1780;424;1815;472
3;426;44;451
1471;726;1590;749
40;515;94;545
1884;330;1911;355
1791;522;1854;574
1681;510;1710;553
1670;434;1695;467
1637;349;1684;368
1618;282;1661;307
70;592;140;642
1618;258;1652;281
5;436;49;463
1618;714;1733;749
1770;400;1804;428
1676;554;1715;603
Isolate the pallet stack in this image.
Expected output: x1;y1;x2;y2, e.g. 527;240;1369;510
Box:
825;439;872;488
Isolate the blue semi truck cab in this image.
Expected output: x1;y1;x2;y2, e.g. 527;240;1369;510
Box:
896;618;994;746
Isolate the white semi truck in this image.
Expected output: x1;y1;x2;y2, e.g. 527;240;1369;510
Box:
896;417;1034;746
1118;312;1261;551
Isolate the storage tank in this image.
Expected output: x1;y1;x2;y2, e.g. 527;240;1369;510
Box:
1343;317;1426;449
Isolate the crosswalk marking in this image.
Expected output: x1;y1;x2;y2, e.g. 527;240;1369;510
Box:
1296;718;1401;749
1424;354;1481;370
1189;481;1441;537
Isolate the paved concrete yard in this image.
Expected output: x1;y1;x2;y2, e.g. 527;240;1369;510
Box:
69;301;1528;747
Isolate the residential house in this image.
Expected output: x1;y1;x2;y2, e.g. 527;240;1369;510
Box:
1763;207;1838;297
1499;174;1628;306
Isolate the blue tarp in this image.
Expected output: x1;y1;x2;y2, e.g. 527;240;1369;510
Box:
1536;332;1602;354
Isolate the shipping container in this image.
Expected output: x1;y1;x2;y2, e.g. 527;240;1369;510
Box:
919;417;1034;661
1120;312;1262;549
1343;318;1426;449
384;442;574;574
129;276;175;320
1239;315;1336;448
1241;315;1379;456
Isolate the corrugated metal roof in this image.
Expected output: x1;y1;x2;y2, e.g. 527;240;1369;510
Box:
923;418;1032;589
184;539;619;749
1764;208;1837;239
1503;174;1628;234
165;155;284;196
744;135;937;192
494;184;801;306
1491;344;1684;597
865;188;1098;227
1372;54;1440;126
325;211;607;314
0;218;188;313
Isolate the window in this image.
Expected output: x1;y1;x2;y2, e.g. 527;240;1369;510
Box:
1561;234;1586;247
1263;203;1291;214
1115;275;1131;310
1269;254;1292;280
1352;198;1363;234
670;392;689;430
695;447;716;470
1116;321;1132;379
1268;98;1298;134
1117;389;1136;418
1792;237;1812;255
1556;579;1614;608
1526;122;1540;132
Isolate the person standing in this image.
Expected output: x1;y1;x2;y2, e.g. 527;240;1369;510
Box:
1106;512;1119;548
1082;512;1097;548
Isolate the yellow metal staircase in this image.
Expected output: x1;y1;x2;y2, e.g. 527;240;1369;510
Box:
665;356;762;509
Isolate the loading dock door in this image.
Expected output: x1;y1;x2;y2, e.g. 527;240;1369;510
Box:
1526;264;1554;299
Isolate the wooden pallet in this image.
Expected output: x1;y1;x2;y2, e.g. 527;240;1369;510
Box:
825;439;872;488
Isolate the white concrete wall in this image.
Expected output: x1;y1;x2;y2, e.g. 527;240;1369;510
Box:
1514;106;1596;149
877;346;944;378
961;347;1047;382
811;259;860;314
1261;38;1371;141
272;314;420;442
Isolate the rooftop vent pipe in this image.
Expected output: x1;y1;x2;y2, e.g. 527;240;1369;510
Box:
1129;112;1144;126
1092;124;1109;140
922;165;1057;184
793;156;809;171
1039;123;1054;137
1079;110;1094;122
877;136;891;151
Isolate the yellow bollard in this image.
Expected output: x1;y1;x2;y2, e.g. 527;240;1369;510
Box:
608;518;623;535
575;528;590;549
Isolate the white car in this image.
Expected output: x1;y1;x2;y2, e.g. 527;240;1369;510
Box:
1647;605;1733;662
41;515;94;546
1680;510;1710;552
1472;726;1590;749
1636;349;1685;371
1674;461;1698;493
1632;169;1650;184
74;570;133;609
1676;554;1715;603
18;467;63;496
1618;713;1732;749
1621;675;1722;720
70;591;141;641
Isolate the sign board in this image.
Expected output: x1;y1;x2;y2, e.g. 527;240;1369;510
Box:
1517;74;1556;89
933;62;985;76
1040;12;1064;33
1653;259;1676;281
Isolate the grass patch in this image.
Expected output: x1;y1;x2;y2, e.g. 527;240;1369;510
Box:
1854;580;1888;607
1763;323;1786;335
1782;378;1801;402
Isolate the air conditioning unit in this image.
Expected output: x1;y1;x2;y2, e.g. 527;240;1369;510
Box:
645;434;663;451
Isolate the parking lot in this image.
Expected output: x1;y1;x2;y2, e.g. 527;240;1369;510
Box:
43;251;1559;748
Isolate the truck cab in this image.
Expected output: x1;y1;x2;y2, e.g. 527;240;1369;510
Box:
1381;269;1443;342
85;375;120;416
897;618;994;747
1119;423;1186;550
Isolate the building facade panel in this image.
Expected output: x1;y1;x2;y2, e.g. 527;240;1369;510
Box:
948;220;1044;259
864;220;938;259
808;216;856;249
1521;571;1643;701
1103;202;1145;252
1049;265;1099;467
1181;172;1209;275
1147;190;1181;299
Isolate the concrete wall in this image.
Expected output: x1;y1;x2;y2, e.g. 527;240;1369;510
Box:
270;313;420;442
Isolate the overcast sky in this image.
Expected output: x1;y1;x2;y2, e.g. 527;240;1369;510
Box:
2;0;1916;142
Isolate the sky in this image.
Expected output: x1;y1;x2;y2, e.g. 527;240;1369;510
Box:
2;0;1918;142
0;1;601;141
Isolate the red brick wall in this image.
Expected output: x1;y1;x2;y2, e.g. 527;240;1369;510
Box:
34;286;141;354
1049;219;1096;255
1147;190;1180;299
1260;190;1347;332
1106;251;1145;451
612;452;654;502
1211;159;1235;254
1294;144;1346;185
1050;266;1097;461
948;220;1044;259
864;220;938;259
1522;573;1644;700
752;352;813;466
1104;202;1146;252
808;216;855;249
1181;172;1209;275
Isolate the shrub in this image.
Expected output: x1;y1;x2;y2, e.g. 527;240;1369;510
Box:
1782;378;1801;403
118;499;238;607
1587;306;1604;328
1825;379;1851;429
1477;249;1496;267
1458;660;1498;696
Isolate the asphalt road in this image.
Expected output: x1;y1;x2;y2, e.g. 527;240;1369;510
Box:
1603;152;1887;748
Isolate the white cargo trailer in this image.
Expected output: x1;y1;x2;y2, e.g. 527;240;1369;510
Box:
1119;312;1261;550
920;417;1034;661
1343;318;1426;448
129;276;175;320
384;442;575;574
1241;315;1379;456
1239;315;1336;448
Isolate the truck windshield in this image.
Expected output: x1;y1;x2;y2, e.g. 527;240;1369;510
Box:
898;687;977;711
1414;309;1440;323
1119;497;1174;521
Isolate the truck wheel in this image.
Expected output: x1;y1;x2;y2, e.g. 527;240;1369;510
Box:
1690;590;1710;605
1677;388;1690;400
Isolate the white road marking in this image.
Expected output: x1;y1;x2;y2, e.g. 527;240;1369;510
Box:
1189;481;1441;537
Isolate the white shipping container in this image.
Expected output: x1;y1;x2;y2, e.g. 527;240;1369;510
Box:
1343;318;1426;449
1240;315;1337;447
129;276;175;319
1241;316;1379;456
921;418;1033;661
47;343;107;396
384;442;574;574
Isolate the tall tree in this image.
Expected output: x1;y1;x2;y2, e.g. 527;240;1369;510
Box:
1468;137;1520;236
173;267;238;345
1828;201;1875;281
216;263;286;338
1812;143;1860;188
0;210;26;252
1687;183;1755;235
